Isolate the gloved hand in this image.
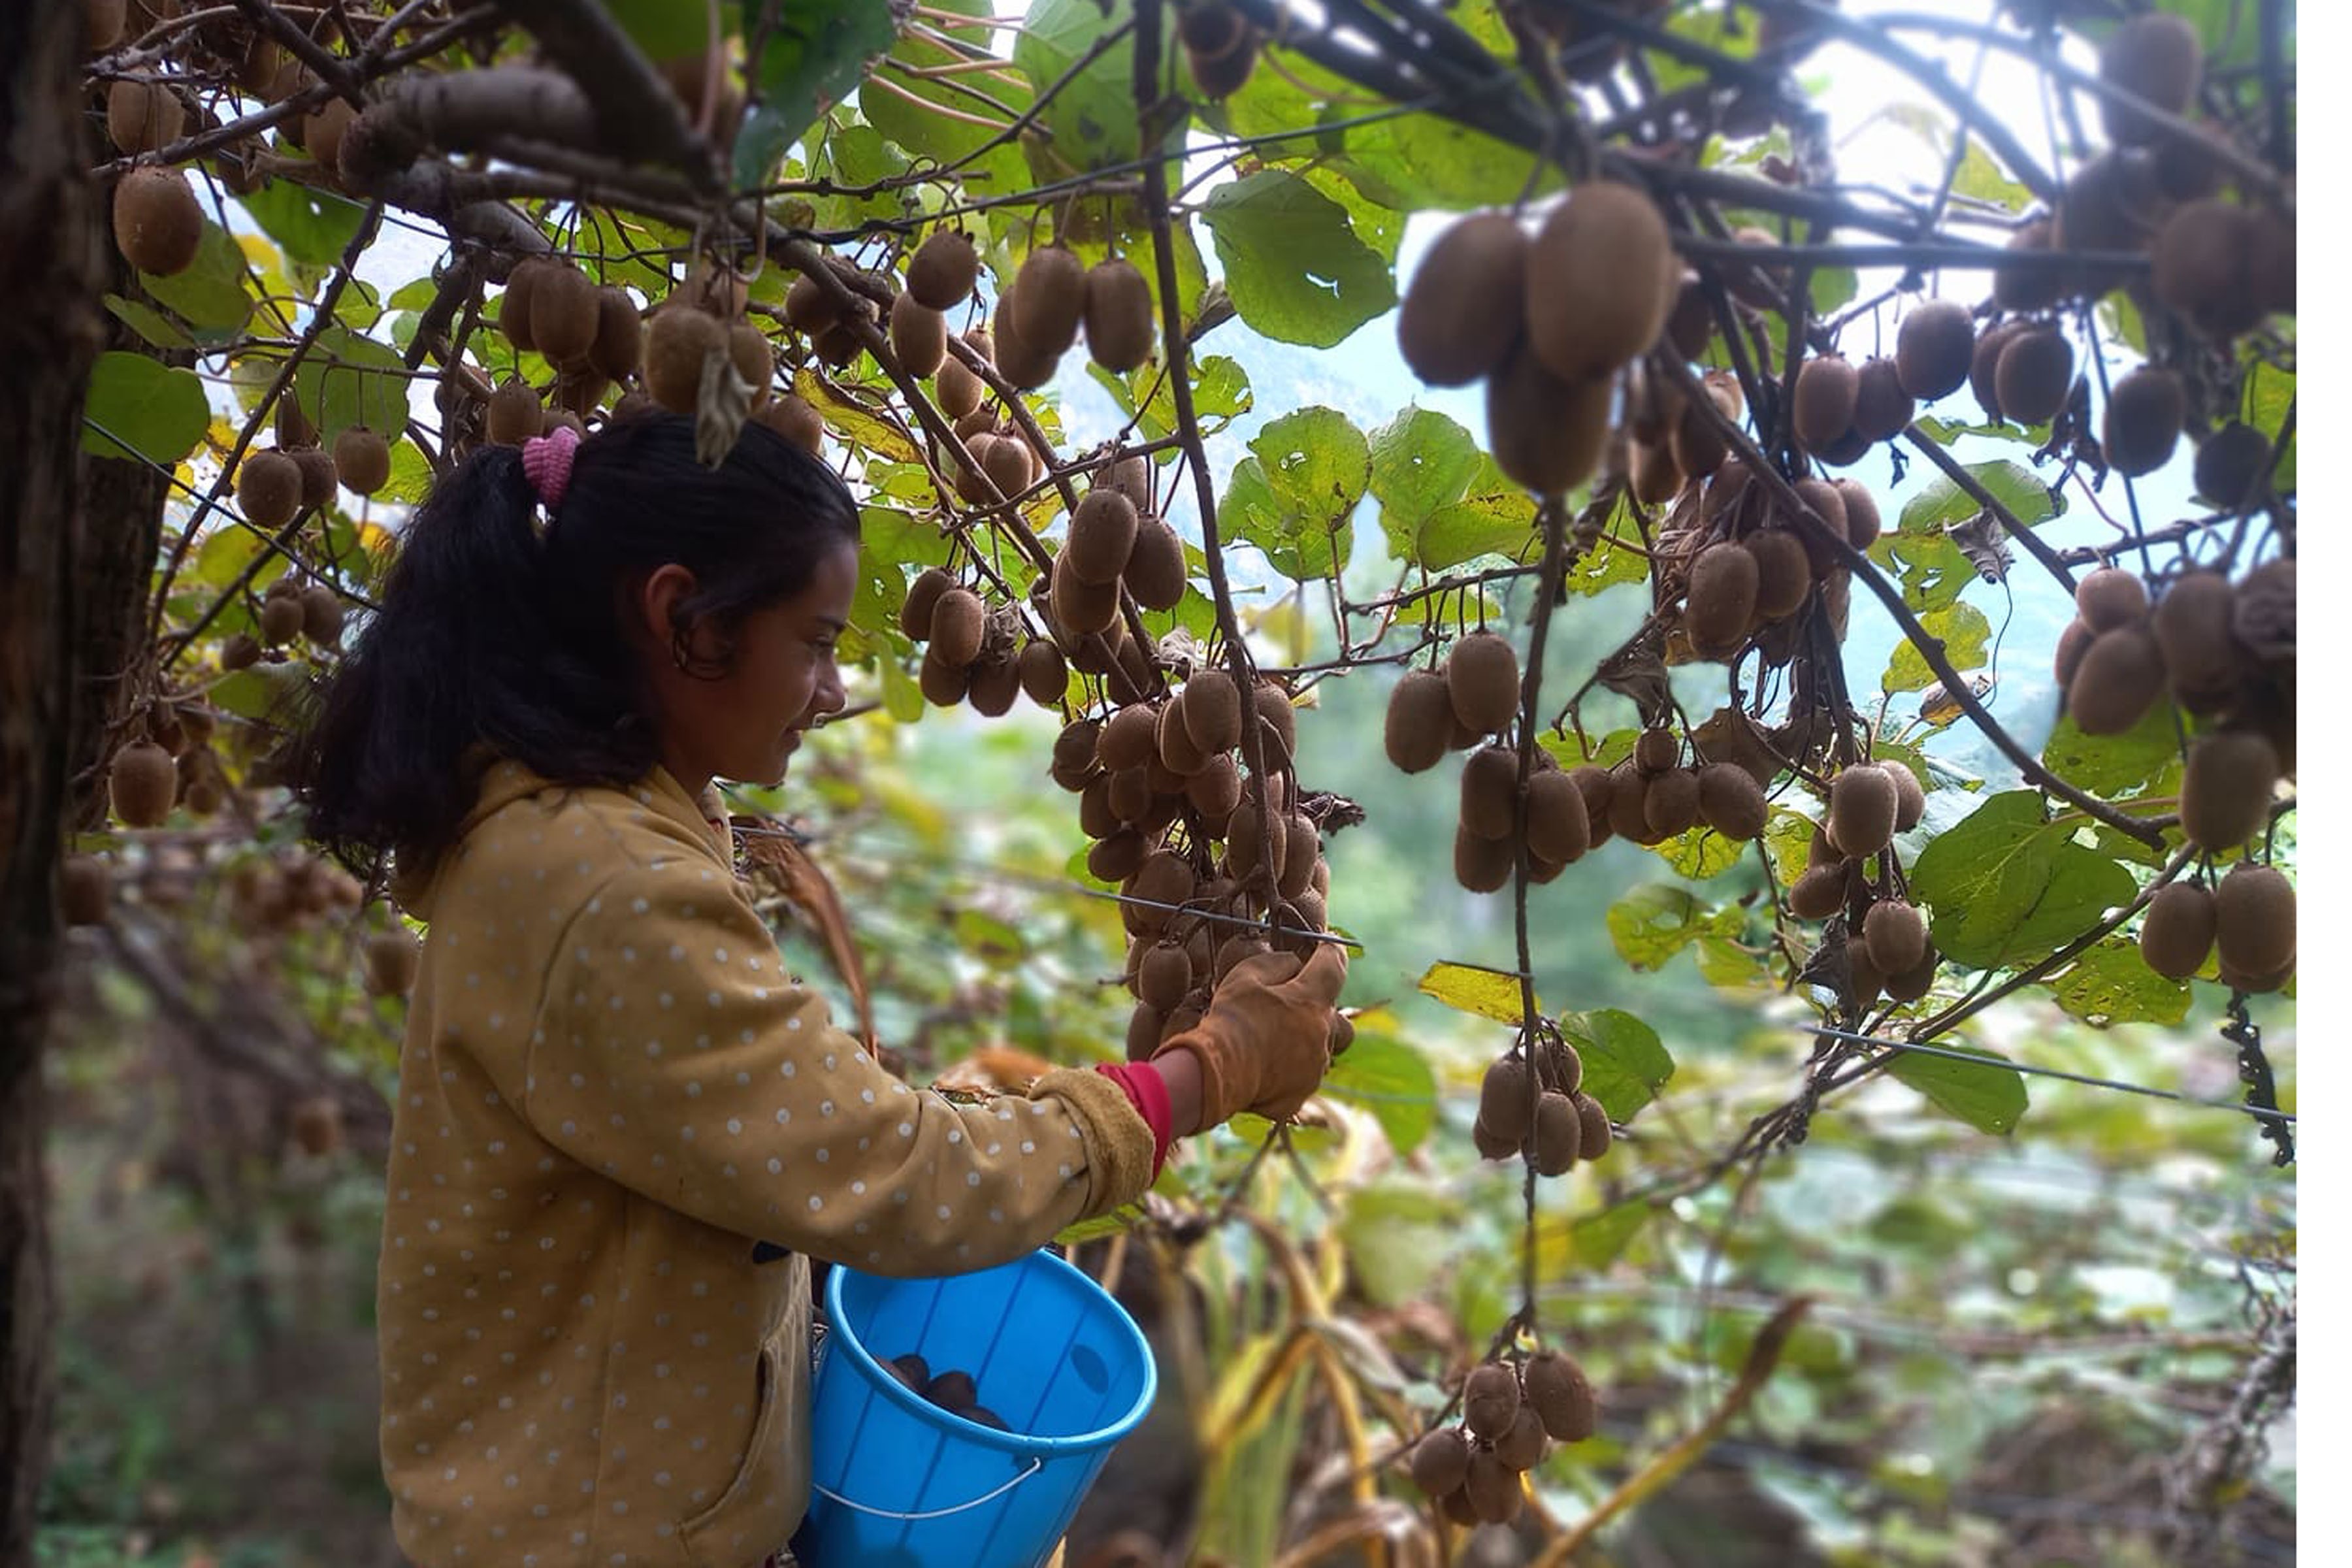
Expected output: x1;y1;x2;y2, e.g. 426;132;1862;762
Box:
1154;942;1349;1126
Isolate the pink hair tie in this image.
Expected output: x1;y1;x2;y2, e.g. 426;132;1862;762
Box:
521;424;581;510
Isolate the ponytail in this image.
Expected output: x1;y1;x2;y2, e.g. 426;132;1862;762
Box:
294;410;858;881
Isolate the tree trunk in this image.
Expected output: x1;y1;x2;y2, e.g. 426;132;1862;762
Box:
0;4;106;1558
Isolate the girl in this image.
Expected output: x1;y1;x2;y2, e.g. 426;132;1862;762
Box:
294;410;1347;1567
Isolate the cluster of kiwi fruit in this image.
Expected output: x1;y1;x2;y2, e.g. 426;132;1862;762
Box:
1654;457;1876;672
1469;1033;1614;1175
237;396;391;532
1398;180;1686;497
1991;15;2292;344
2055;560;2294;856
983;241;1158;393
1403;1349;1599;1526
2138;861;2295;994
1176;1;1262;99
881;1354;1009;1431
1783;762;1939;1008
897;566;1058;717
106;693;234;828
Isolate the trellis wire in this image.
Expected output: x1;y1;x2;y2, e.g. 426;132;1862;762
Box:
1806;1023;2295;1126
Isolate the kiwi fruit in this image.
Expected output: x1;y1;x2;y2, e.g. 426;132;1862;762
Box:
1279;817;1320;900
108;78;184;155
237;449;302;528
1693;762;1765;841
257;591;304;647
1098;704;1160;774
1486;340;1614;495
1446;630;1520;736
906;229;979;310
88;0;128;51
753;393;825;455
1643;767;1701;838
644;306;727;414
1465;1449;1524;1525
1121;515;1186;611
2053;618;2095;690
1965;321;2022;425
1256;681;1298;764
1051;561;1121;639
1158;698;1208;774
1858;899;1926;975
968;648;1022;717
935;350;987;421
1827;478;1879;555
1526;181;1675;382
1783;478;1847;576
2179;730;2279;851
2214;863;2295;981
2151;199;2264;339
1605;760;1654;843
297;583;343;646
1177;669;1238;756
1083;257;1156;373
289;447;337;508
1664;270;1715;358
1385;670;1453;773
1066;489;1140;586
1524;1351;1597;1442
1459;745;1521;840
992;301;1058;391
2249;206;2295;318
305;98;356;184
953;433;1002;505
888;290;948;379
783;270;842;336
1849;355;1915;443
499;261;553;351
2074;565;2148;633
2138;881;2217;980
527;263;598;368
1053;717;1102;776
1407;1428;1473;1497
2099;12;2202;146
1686;542;1761;662
1455;825;1514;892
1137;942;1193;1013
2053;151;2161;295
924;1369;979;1413
2192;422;2270;509
2102;365;2187;478
2150;571;2239;709
112;165;203;276
2066;625;2164;735
1993;328;2074;427
1462;1362;1521;1442
61;855;111;928
109;740;176;827
1531;1090;1582;1176
1076;774;1118;837
928;587;987;668
1893;299;1976;401
573;289;640;384
1669;379;1735;480
1574;1091;1612;1160
1088;830;1150;885
1881;760;1926;834
1791;355;1860;451
1397;212;1527;386
981;434;1036;501
725;320;774;404
1011;246;1088;358
1128;851;1196;918
1635;728;1678;776
220;632;260;672
895;566;953;642
1567;765;1614;847
1827;765;1897;859
1016;640;1067;708
333;425;389;495
2231;556;2293;665
1993;219;2066;313
1186;753;1242;818
918;648;971;707
1183;14;1259;99
1632;438;1685;507
485;378;540;446
1526;770;1590;865
1742;530;1812;621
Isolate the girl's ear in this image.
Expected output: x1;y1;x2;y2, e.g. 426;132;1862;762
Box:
634;563;700;647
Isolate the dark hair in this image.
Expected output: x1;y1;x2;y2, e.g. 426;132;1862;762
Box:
294;411;860;878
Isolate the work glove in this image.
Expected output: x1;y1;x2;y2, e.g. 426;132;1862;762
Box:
1154;942;1349;1126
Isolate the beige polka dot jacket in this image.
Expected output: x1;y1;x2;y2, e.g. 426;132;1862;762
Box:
377;759;1158;1567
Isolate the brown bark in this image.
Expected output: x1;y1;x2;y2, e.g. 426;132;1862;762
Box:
0;3;107;1558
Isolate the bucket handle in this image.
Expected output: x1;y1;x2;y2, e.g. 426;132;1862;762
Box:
811;1458;1043;1521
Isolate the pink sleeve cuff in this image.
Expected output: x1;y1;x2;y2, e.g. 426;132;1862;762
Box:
1092;1062;1173;1180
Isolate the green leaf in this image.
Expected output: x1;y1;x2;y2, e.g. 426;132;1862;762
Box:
2050;936;2191;1028
1882;601;1991;694
1559;1196;1650;1271
2243;362;2295;493
80;351;209;465
102;294;193;350
1338;1182;1462;1307
1607;883;1740;972
743;2;897;188
1884;1042;2027;1134
1907;791;2138;970
1648;824;1750;881
1200;171;1396;348
862;0;1032;194
139;222;251;335
1416;960;1534;1024
1418;491;1538;572
1217;408;1368;580
289;325;410;441
1560;1008;1674;1122
381;436;434;505
1368;406;1478;562
1895;458;2061;538
240;178;367;267
1322;1027;1438;1156
2040;698;2183;798
1011;0;1169;178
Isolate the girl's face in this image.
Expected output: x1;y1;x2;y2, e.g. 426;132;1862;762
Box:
638;540;860;794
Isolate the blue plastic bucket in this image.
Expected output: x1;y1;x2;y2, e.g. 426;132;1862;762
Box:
797;1251;1158;1568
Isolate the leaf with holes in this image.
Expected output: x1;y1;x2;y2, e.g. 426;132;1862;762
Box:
1201;170;1396;348
1884;602;1991;694
2050;937;2190;1028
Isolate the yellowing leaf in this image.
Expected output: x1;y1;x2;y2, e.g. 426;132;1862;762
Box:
1416;960;1537;1024
793;366;919;464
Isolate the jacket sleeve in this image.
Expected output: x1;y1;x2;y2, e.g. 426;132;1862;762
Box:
519;851;1156;1276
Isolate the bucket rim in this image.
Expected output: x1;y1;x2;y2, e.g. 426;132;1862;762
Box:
822;1250;1158;1458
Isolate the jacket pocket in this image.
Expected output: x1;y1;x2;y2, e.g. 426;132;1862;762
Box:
677;1302;806;1567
